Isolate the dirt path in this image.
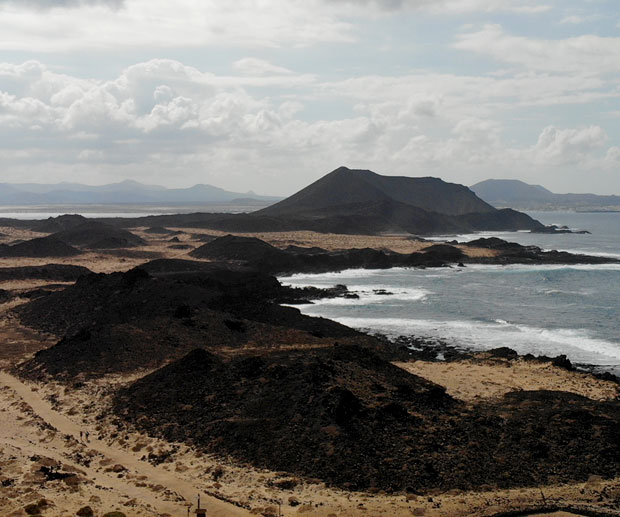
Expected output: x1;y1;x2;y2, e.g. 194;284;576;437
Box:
0;370;251;516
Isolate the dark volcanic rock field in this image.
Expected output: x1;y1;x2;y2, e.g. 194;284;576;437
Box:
112;345;620;493
188;234;617;276
15;263;366;379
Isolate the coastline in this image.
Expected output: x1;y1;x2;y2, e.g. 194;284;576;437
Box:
2;219;620;515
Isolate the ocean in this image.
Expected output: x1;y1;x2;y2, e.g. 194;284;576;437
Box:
280;211;620;372
0;203;267;220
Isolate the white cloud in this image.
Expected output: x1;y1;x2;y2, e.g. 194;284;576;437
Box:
455;25;620;75
0;0;357;52
530;125;608;165
0;58;618;194
559;14;601;25
0;0;555;53
603;146;620;168
233;58;293;77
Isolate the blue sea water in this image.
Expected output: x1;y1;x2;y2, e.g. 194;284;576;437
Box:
280;211;620;371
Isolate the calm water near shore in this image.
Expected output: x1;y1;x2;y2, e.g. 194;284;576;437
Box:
281;211;620;372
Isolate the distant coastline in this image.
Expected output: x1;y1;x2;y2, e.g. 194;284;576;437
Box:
0;202;271;220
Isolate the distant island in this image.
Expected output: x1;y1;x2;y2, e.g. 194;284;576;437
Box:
0;179;281;206
96;166;550;236
472;179;620;211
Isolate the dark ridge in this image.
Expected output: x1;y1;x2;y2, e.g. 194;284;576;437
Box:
51;221;145;249
457;208;544;231
19;315;265;380
137;258;252;275
113;345;620;492
0;264;91;282
32;214;88;233
13;268;220;336
14;266;361;379
0;236;82;258
189;234;286;262
423;244;465;261
466;238;617;266
466;237;526;250
188;235;460;275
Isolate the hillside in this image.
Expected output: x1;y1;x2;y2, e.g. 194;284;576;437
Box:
113;345;620;493
258;166;494;217
472;179;620;210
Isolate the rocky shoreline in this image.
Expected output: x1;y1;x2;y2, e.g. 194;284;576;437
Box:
187;234;619;276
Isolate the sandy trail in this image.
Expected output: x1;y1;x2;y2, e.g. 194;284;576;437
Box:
0;370;251;516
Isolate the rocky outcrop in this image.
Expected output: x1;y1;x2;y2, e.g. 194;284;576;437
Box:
465;238;618;265
51;221;145;249
189;235;616;275
189;235;465;274
113;345;620;493
15;265;362;379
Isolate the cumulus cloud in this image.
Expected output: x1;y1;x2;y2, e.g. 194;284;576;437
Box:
1;57;618;193
530;125;608;165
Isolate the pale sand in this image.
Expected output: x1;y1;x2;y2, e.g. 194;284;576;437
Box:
168;228;497;258
0;370;250;517
395;356;620;402
0;225;496;277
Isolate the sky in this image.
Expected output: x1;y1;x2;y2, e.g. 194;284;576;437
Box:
0;0;619;196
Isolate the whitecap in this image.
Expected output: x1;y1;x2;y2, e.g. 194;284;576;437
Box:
326;316;620;367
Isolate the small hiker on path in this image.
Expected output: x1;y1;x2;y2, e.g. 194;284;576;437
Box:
79;430;83;441
85;431;89;442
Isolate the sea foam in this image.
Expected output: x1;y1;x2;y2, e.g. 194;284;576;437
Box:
328;316;620;367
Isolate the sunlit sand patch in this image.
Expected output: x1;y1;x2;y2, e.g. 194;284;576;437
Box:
395;356;619;402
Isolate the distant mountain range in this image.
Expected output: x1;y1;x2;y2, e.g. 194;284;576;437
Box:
471;179;620;211
0;179;281;206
